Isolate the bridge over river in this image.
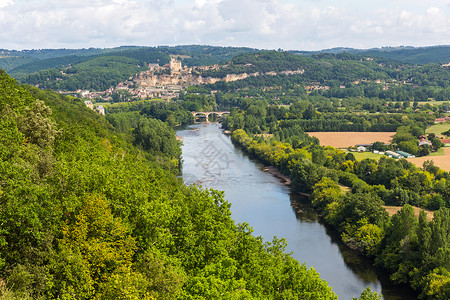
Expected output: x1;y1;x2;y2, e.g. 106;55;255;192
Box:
191;111;230;122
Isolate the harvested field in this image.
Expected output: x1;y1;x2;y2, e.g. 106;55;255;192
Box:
407;147;450;171
382;205;434;221
308;132;396;148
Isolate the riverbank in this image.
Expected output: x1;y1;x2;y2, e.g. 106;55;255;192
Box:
262;166;314;197
263;166;291;185
179;123;415;299
229;128;427;299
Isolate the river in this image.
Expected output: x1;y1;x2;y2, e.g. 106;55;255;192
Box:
177;123;417;300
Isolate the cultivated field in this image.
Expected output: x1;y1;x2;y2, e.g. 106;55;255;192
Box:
308;132;396;148
407;147;450;171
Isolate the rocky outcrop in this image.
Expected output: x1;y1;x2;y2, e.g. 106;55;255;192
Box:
132;68;305;88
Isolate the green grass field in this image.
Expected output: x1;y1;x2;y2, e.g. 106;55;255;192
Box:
351;151;384;161
429;147;446;156
426;123;450;138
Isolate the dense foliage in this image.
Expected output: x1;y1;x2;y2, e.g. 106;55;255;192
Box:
360;46;450;65
0;70;342;298
0;48;112;72
106;99;194;127
162;45;258;67
19;56;150;91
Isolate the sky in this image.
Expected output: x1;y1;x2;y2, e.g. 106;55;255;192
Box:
1;0;450;51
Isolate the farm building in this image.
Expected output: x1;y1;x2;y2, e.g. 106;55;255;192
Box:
396;151;415;158
385;150;403;159
357;146;367;152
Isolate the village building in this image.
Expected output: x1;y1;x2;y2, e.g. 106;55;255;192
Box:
80;90;90;97
95;105;105;115
84;100;93;110
418;136;432;147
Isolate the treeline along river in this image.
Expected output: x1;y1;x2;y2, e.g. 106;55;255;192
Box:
177;123;417;300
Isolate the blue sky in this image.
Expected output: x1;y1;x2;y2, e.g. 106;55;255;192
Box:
1;0;449;50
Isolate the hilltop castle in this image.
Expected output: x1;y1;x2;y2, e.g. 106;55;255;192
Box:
169;58;182;74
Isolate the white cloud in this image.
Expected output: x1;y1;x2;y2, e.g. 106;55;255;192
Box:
0;0;13;9
0;0;449;50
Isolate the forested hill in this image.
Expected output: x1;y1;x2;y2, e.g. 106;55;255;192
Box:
201;50;450;97
1;45;258;74
200;50;393;81
292;45;450;65
359;46;450;65
4;46;258;91
0;70;346;298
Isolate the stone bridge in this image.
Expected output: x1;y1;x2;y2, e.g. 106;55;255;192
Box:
191;111;230;122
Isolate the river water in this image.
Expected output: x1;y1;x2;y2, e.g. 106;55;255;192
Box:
178;123;417;300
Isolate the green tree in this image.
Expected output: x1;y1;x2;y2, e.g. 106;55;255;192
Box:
432;138;443;151
132;117;180;158
379;205;419;283
398;140;419;155
311;177;342;211
57;194;138;298
352;287;382;300
18;99;59;148
342;218;384;256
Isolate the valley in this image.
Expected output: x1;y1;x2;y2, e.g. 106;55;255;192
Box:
1;45;450;299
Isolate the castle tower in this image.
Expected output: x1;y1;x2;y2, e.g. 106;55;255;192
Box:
169;58;182;74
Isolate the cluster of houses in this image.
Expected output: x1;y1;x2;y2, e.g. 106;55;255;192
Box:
72;81;181;101
76;58;222;101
